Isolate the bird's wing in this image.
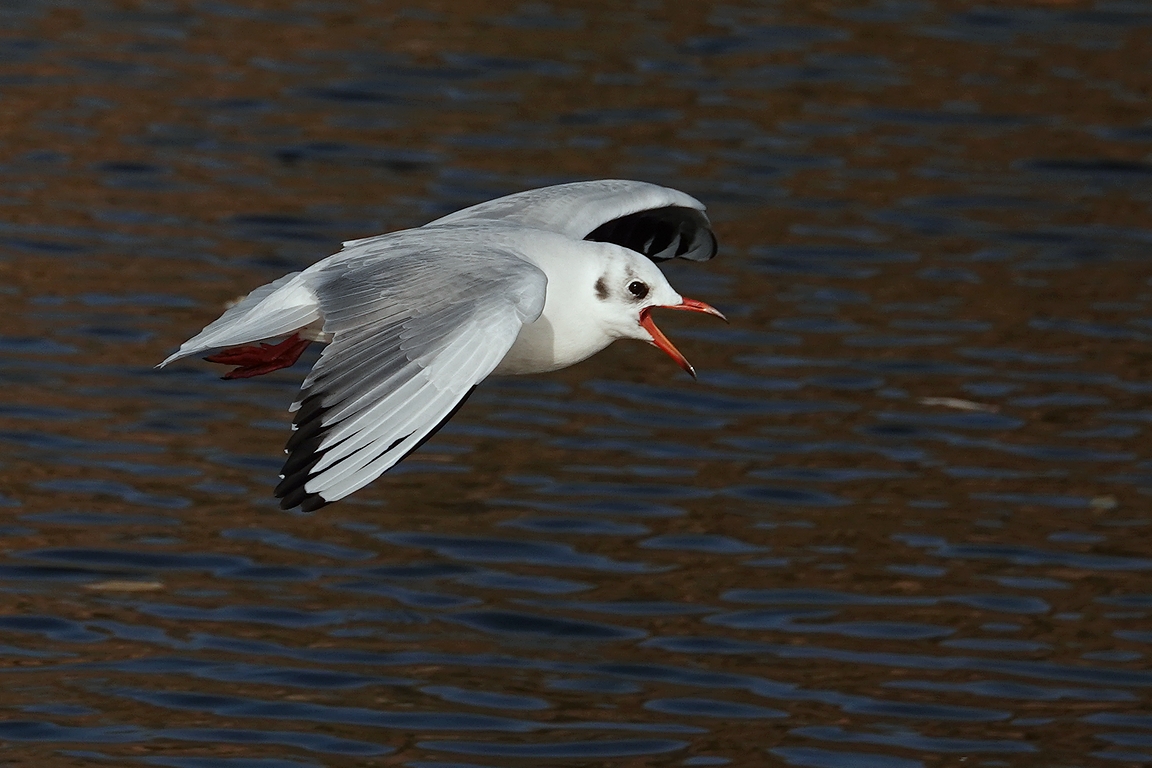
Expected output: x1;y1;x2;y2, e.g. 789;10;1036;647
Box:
405;179;717;263
275;235;547;512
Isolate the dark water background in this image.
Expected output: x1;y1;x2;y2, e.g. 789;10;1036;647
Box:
1;1;1151;766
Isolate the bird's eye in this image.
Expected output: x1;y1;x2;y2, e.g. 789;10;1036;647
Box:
628;280;649;299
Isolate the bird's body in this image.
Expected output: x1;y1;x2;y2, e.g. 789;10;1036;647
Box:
160;180;722;511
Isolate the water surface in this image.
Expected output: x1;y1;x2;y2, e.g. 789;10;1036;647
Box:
0;1;1150;766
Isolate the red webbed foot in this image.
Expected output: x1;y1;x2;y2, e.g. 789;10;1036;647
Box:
205;333;312;379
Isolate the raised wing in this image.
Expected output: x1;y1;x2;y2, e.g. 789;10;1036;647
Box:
275;236;547;512
584;204;714;262
416;179;717;263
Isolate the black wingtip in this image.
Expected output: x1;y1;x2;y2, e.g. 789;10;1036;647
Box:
299;493;329;513
276;390;333;512
585;205;717;262
273;380;479;511
276;482;307;510
275;466;329;512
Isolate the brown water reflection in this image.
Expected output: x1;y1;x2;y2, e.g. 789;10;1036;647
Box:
1;1;1150;766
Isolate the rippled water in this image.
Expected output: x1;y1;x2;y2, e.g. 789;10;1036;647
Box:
1;1;1151;765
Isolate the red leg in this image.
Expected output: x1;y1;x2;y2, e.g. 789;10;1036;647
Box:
205;333;312;379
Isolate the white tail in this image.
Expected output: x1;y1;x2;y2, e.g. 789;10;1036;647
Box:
158;272;321;367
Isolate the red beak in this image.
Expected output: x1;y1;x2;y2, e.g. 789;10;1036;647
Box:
638;298;727;379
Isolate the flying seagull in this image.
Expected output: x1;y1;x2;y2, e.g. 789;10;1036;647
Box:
160;180;724;511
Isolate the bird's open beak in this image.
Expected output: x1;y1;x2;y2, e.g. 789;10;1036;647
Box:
638;298;727;379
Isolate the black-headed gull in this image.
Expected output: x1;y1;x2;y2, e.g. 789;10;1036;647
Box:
160;180;724;511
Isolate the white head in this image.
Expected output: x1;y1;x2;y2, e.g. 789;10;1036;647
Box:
585;246;726;377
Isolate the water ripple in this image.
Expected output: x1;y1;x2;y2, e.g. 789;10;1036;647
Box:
3;2;1150;764
418;737;689;758
380;533;656;572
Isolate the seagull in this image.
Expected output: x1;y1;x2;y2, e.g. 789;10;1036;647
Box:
159;180;724;511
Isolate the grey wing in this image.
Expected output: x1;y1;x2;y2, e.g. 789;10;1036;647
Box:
275;246;547;512
411;179;717;263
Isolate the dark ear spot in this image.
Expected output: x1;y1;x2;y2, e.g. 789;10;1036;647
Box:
594;277;609;301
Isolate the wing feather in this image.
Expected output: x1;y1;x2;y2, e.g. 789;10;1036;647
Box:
422;179;716;263
274;238;547;511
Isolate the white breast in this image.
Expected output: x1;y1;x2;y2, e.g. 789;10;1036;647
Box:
492;236;615;376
